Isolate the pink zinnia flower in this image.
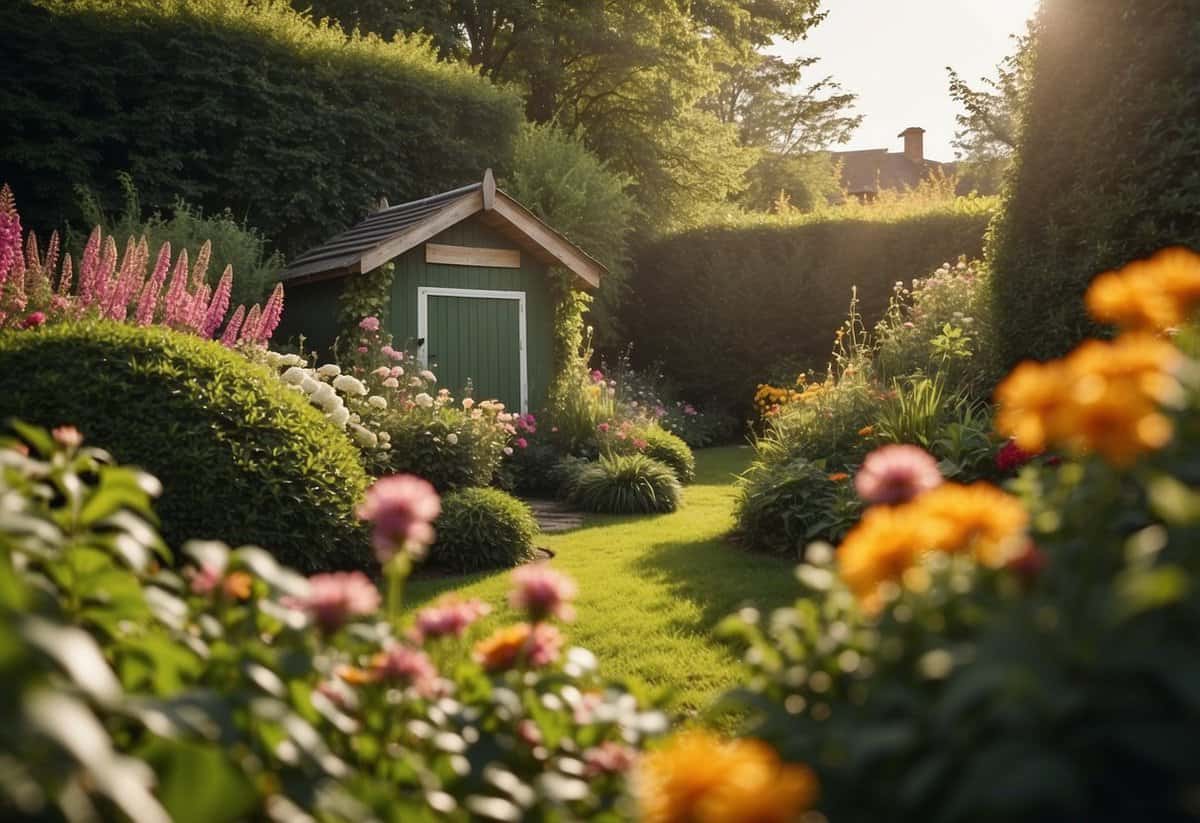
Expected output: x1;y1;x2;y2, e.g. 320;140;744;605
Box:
371;645;439;697
358;316;380;332
854;444;943;505
358;474;441;562
21;311;45;329
289;572;380;632
414;596;491;641
509;565;577;622
583;742;638;777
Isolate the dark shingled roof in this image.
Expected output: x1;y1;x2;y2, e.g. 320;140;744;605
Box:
281;182;481;282
832;150;957;197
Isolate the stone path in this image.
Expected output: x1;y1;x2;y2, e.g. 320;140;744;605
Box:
524;498;585;533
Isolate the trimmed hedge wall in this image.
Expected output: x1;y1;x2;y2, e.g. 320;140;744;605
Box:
0;321;372;573
624;202;996;413
988;0;1200;366
1;0;523;255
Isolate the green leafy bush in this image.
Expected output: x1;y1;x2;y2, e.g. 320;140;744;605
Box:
569;454;682;515
734;458;861;557
429;487;539;573
625;198;997;413
76;173;283;306
382;412;505;492
0;422;664;819
632;425;695;484
3;0;522;255
0;320;370;571
987;0;1200;366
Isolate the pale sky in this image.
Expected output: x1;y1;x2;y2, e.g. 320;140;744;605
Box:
773;0;1040;161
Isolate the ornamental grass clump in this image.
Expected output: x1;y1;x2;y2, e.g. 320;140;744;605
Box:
569;453;682;514
714;246;1200;822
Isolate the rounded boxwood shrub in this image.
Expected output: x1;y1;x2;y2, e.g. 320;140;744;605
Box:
429;488;539;573
568;454;682;515
635;425;695;484
734;458;862;557
0;321;371;572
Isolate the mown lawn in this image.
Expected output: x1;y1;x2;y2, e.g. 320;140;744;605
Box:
407;446;800;716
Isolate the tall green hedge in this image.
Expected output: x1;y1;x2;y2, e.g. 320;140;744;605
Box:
1;0;523;256
623;200;997;413
0;321;372;573
988;0;1200;366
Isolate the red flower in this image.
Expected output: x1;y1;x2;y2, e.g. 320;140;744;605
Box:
1008;541;1047;585
995;438;1040;473
21;311;45;329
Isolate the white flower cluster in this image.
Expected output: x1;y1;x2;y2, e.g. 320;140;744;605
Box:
265;351;390;454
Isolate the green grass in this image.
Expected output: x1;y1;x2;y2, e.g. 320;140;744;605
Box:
407;446;800;716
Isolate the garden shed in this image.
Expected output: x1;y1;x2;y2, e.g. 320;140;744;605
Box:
277;170;604;413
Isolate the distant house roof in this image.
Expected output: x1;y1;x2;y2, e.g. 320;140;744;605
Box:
831;127;956;198
280;170;605;290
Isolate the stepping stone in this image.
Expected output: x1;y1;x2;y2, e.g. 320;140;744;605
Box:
524;498;585;533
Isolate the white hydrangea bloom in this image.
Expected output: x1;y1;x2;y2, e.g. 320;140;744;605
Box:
446;433;459;446
281;367;307;386
367;395;387;409
320;393;344;414
415;393;434;408
349;424;378;449
300;376;320;396
318;364;341;378
419;370;437;383
265;351;284;367
310;383;336;407
332;375;368;396
280;354;306;367
327;406;351;429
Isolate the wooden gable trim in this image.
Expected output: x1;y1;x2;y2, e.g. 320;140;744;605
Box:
426;243;521;268
357;190;484;274
488;194;603;289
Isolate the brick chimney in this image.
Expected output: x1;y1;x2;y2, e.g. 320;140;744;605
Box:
898;127;925;163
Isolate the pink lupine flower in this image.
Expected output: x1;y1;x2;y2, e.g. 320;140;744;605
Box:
0;184;22;292
371;645;439;697
358;316;380;332
20;311;45;329
509;565;577;622
189;240;211;290
357;474;441;562
854;444;943;505
219;305;246;347
238;304;262;344
51;426;83;449
75;226;101;303
134;241;171;325
583;742;638;777
161;249;190;327
414;596;491;641
56;254;74;297
201;266;233;338
256;283;284;343
288;572;380;633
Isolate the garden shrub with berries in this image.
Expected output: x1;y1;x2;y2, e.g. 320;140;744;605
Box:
0;321;371;572
715;247;1200;822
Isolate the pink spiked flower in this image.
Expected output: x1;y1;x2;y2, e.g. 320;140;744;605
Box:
189;240;211;291
161;249;189;327
509;565;577;622
238;304;262;344
75;226;102;303
287;571;381;633
201;266;233;338
854;444;943;505
219;305;246;347
135;241;172;325
56;253;74;297
0;184;22;293
414;596;491;641
358;474;441;563
256;283;284;343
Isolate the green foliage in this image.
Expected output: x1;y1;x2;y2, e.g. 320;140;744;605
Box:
2;0;522;255
76;173;282;306
716;333;1200;822
631;425;696;484
626;198;997;414
429;488;539;573
988;0;1200;366
734;458;861;556
569;454;682;515
0;423;661;819
739;152;844;213
0;321;370;571
503;124;637;344
337;262;394;344
381;412;505;492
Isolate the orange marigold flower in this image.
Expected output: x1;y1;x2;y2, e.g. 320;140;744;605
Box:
474;622;563;671
1086;246;1200;331
639;731;817;823
994;359;1071;454
857;424;875;437
837;506;954;610
917;483;1030;567
827;472;850;482
336;664;381;686
222;571;253;601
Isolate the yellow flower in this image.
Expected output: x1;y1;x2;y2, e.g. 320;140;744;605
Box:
837;506;953;610
917;483;1030;567
222;571;254;601
639;731;818;823
1086;246;1200;331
